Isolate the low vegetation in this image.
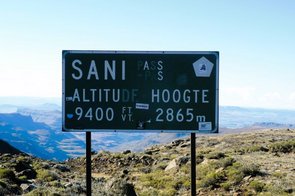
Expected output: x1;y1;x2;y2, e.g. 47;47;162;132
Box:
0;168;16;181
0;129;294;195
269;139;295;153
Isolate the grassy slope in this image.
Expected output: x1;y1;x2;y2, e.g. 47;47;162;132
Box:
0;129;294;195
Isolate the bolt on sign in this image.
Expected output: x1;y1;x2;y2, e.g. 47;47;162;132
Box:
62;51;219;133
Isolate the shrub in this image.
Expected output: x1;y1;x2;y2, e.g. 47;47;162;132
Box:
198;171;225;189
196;154;204;164
264;184;289;195
182;179;191;189
240;163;261;176
206;152;225;159
18;175;27;181
139;170;175;190
179;164;190;175
162;188;177;196
37;169;59;182
242;145;269;153
140;188;159;196
249;180;265;192
225;161;262;187
220;182;232;191
14;159;32;172
272;171;284;179
226;164;244;185
175;174;191;190
269;139;295;153
217;157;235;168
25;188;51;196
196;163;216;180
0;168;16;181
0;180;7;188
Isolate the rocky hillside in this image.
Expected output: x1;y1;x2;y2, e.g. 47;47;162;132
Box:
0;140;22;155
0;129;294;195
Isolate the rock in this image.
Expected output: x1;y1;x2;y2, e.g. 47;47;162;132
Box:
122;150;131;155
144;148;160;155
177;156;190;166
171;139;185;147
65;182;73;188
165;145;173;149
17;169;37;179
105;177;137;196
160;157;170;161
14;160;31;172
122;169;129;175
54;164;71;172
215;167;224;173
40;162;50;169
71;182;86;193
0;154;12;160
144;150;153;155
233;192;242;196
201;158;210;165
156;163;167;170
20;183;37;193
180;143;190;148
284;187;293;193
140;167;151;174
139;155;154;166
165;159;177;171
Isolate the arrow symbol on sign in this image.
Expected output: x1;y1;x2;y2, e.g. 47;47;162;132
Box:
66;97;73;102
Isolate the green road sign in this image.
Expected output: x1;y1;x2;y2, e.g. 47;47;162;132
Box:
62;51;219;133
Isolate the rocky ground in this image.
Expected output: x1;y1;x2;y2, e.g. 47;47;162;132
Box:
0;129;294;195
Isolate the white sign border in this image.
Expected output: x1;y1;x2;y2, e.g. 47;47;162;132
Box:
62;50;219;133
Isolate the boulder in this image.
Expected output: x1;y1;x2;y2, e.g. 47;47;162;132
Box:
17;169;37;179
122;150;131;155
139;155;154;166
65;182;73;188
53;164;71;172
177;156;190;166
144;150;153;155
40;162;50;169
105;177;137;196
180;142;190;148
165;159;177;171
14;160;31;172
20;183;37;193
171;139;185;146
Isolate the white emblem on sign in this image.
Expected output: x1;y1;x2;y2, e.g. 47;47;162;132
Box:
136;103;149;110
193;57;214;77
198;122;212;131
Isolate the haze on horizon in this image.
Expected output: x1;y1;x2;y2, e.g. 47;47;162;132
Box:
0;1;295;109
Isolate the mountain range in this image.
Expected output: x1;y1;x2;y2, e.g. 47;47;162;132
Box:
0;101;295;161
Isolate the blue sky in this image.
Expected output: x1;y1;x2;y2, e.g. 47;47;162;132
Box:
0;1;295;109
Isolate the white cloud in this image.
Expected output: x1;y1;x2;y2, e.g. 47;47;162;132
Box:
221;87;295;109
258;92;282;104
289;92;295;102
220;86;256;106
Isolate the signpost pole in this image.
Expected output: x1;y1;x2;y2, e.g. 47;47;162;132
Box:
86;132;92;196
191;133;196;196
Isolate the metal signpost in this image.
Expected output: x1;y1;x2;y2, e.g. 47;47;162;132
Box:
62;51;219;196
